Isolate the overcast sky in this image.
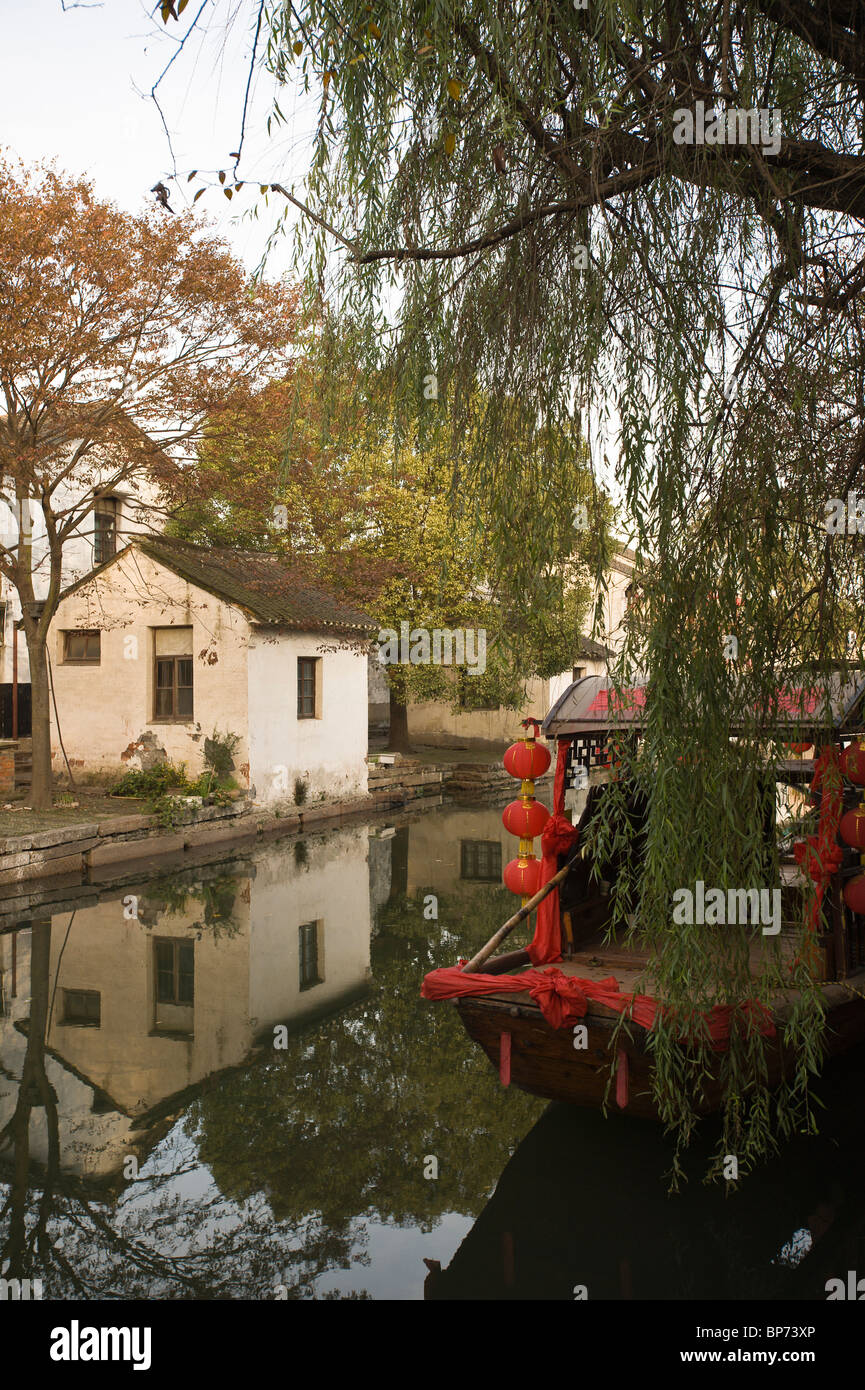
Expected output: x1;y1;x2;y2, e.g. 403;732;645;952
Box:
1;0;627;517
1;0;314;277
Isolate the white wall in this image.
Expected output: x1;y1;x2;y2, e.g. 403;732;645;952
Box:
48;550;252;784
247;631;369;804
0;465;164;684
247;830;372;1028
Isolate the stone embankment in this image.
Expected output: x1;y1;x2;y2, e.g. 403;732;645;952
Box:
0;756;447;904
444;762;553;798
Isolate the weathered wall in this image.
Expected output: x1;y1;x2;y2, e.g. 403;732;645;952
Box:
367;649;390;732
43;889;253;1118
0;823;374;1180
405;803;514;895
247;631;368;804
407;673;552;749
47;550;251;785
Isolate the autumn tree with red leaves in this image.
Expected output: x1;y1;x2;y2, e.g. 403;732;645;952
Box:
0;155;299;808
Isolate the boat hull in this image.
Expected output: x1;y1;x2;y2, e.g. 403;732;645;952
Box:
457;981;865;1120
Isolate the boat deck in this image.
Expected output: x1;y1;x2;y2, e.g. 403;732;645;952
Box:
477;926;865;1016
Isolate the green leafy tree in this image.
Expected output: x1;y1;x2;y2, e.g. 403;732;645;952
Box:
173;374;604;748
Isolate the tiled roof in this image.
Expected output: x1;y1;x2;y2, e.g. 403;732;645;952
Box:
578;635;614;660
63;536;375;635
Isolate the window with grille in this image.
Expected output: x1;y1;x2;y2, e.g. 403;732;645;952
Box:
299;920;323;991
62;989;101;1027
154;655;194;720
297;657;319;718
460;840;502;881
155;939;194;1005
93;498;118;565
63;630;101;663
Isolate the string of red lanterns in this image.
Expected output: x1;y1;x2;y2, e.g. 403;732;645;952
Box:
840;737;865;916
502;718;551;904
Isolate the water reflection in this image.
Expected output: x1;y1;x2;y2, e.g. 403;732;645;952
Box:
1;798;864;1300
426;1051;865;1301
0;804;538;1298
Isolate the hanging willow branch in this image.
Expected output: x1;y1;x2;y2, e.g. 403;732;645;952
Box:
161;0;865;1174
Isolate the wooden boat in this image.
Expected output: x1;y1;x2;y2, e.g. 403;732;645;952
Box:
451;671;865;1120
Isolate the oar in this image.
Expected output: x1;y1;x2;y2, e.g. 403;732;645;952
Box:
462;859;576;974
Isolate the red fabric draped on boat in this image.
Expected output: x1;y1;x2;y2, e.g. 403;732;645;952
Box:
420;962;775;1048
528;736;579;964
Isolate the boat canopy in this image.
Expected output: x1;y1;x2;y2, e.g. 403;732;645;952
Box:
542;671;865;739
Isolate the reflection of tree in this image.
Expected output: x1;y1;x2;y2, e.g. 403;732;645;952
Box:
1;921;207;1296
0;919;367;1299
139;864;243;937
388;825;409;901
1;920;56;1281
0;837;543;1300
193;883;541;1236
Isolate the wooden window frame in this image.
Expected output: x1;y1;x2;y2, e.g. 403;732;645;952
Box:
62;629;101;665
154;938;195;1006
297;656;320;719
460;839;503;882
298;920;324;991
93;498;118;566
61;988;101;1027
153;653;194;723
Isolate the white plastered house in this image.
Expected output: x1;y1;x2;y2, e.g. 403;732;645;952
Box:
47;536;373;804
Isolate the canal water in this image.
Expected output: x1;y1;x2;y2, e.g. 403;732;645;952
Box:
1;796;864;1300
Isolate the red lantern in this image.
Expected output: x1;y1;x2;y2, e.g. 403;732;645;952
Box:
840;807;865;851
787;742;812;755
841;740;865;785
502;799;550;839
503;856;542;898
503;739;551;781
843;873;865;916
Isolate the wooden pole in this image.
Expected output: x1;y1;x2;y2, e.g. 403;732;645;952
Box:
462;859;574;974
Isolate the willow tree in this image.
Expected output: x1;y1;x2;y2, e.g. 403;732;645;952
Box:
154;0;865;1174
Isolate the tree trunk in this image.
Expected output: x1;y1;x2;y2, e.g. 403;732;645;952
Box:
388;687;412;753
24;633;53;810
388;825;410;902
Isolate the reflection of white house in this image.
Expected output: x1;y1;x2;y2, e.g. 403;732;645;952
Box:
47;536;373;803
0;826;373;1180
404;543;637;748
